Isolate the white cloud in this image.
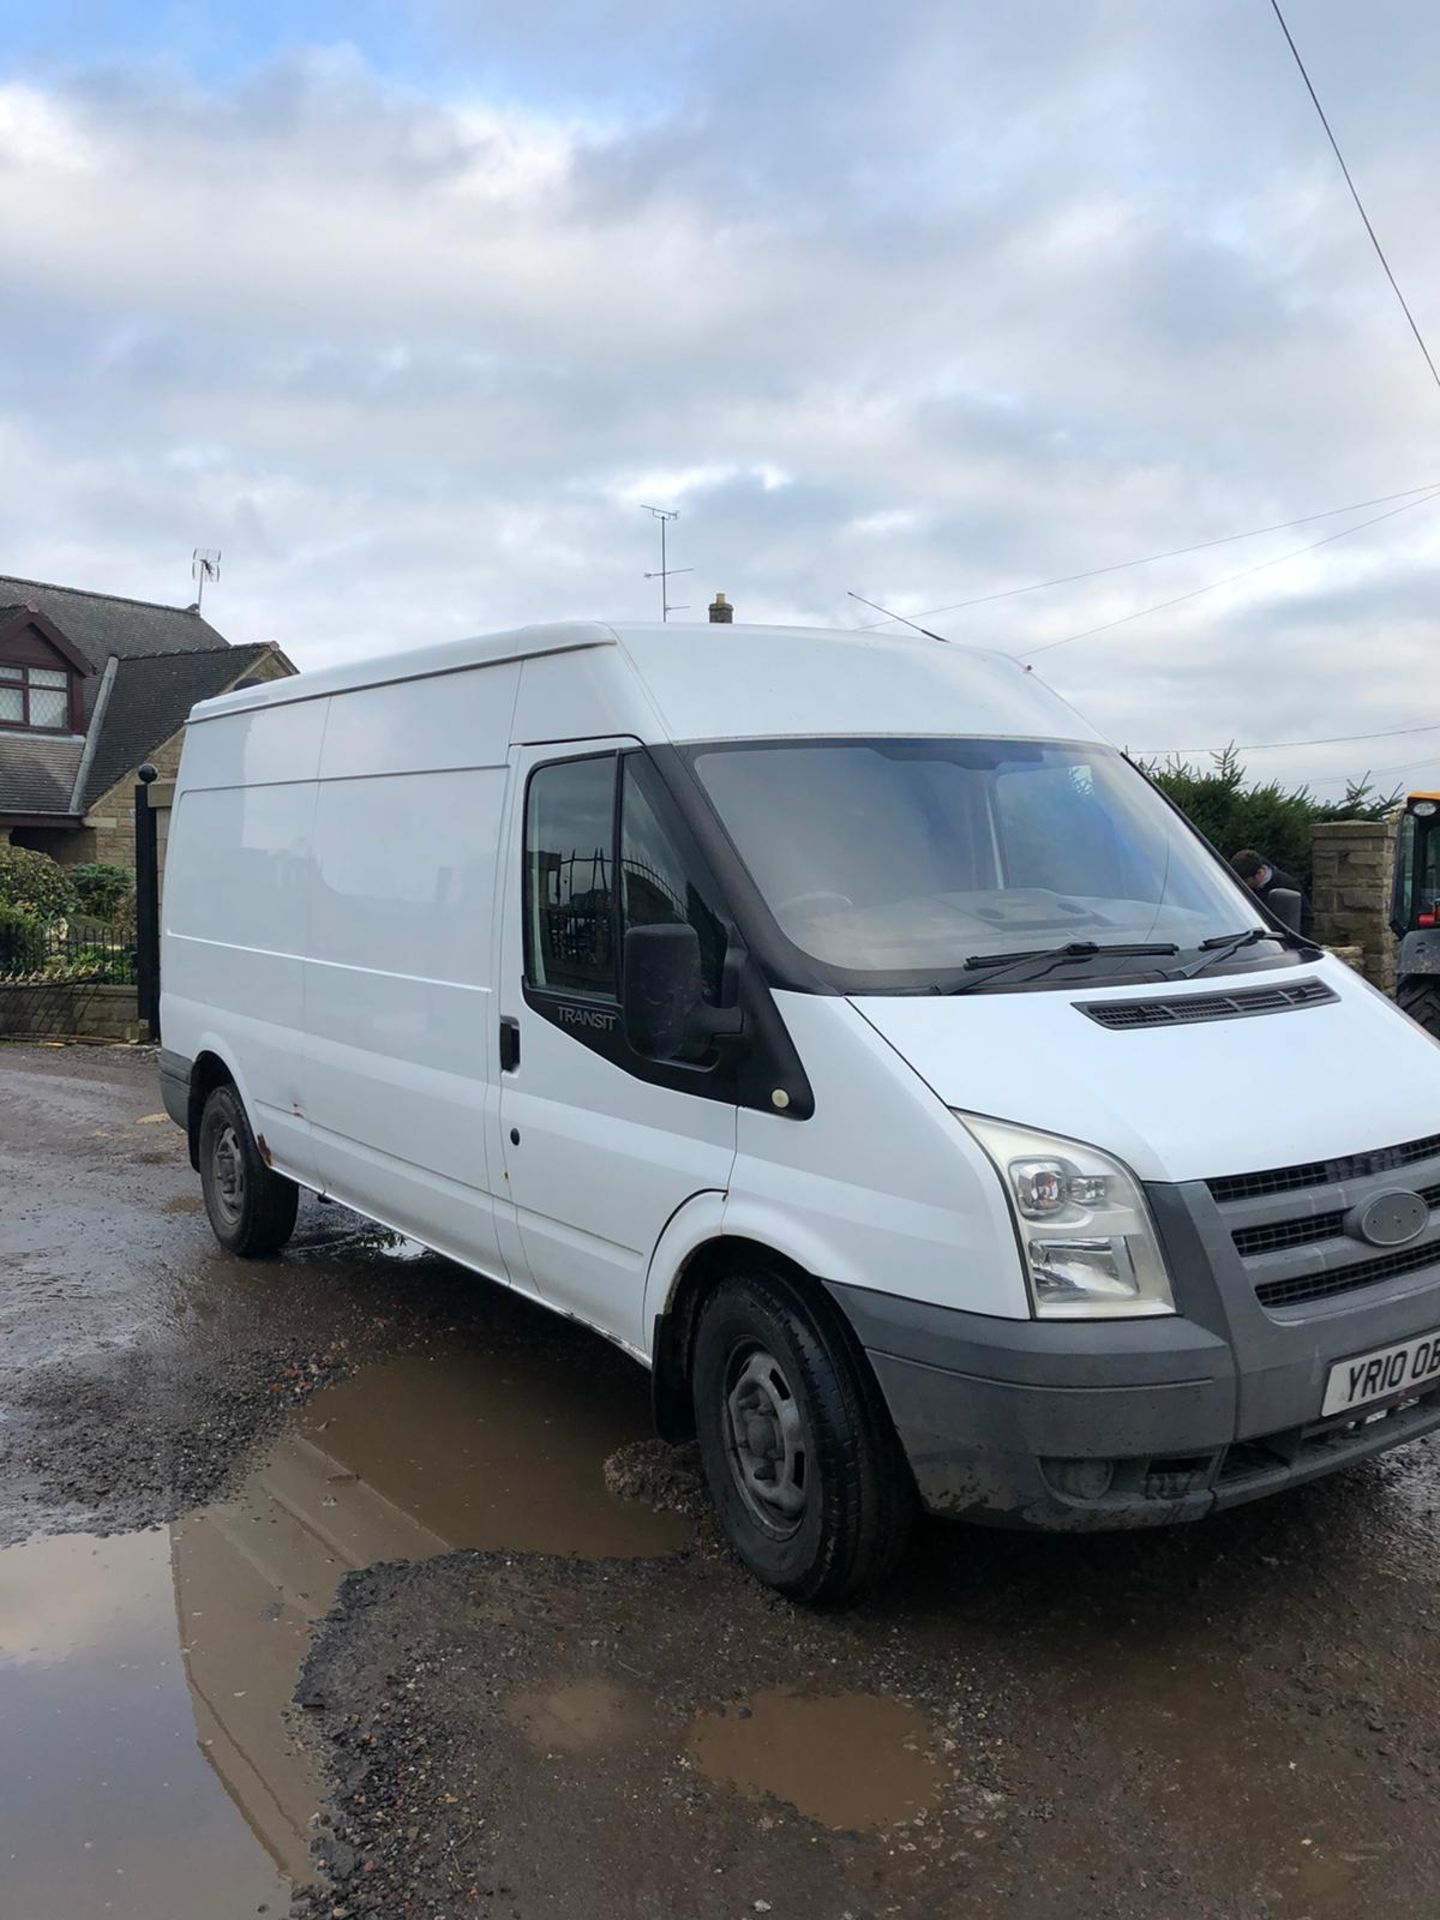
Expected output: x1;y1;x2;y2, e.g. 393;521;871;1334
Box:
0;6;1436;796
0;82;94;171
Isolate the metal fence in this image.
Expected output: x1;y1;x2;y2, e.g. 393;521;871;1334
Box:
0;921;138;986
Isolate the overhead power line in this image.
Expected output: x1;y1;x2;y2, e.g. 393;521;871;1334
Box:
1269;0;1440;400
865;11;1437;669
859;478;1440;628
1312;752;1440;783
1140;715;1440;757
1017;483;1440;660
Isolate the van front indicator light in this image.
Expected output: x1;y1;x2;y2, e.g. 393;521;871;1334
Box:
957;1113;1175;1320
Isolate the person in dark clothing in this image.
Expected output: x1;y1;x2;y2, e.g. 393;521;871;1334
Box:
1230;848;1313;936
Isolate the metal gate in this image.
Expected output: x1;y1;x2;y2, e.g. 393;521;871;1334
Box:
134;765;162;1041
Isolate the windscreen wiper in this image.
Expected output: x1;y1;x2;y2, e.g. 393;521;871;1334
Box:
945;939;1180;996
1174;925;1318;979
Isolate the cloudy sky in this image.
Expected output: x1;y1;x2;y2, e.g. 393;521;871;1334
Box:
1;0;1437;796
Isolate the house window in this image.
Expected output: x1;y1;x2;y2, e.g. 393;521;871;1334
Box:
0;664;70;732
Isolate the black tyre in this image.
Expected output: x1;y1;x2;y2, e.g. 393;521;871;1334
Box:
197;1082;299;1257
1399;979;1440;1041
691;1269;915;1603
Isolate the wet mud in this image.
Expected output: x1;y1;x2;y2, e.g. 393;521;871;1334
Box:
289;1549;997;1920
0;1333;687;1918
171;1348;689;1883
7;1044;1440;1919
687;1689;942;1831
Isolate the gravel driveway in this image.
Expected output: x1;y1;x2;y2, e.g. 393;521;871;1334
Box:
4;1041;1440;1919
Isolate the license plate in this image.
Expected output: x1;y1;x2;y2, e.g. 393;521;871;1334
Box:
1321;1328;1440;1417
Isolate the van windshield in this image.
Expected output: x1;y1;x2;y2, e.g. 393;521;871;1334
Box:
689;737;1273;987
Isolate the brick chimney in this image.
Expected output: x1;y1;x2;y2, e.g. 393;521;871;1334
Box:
708;591;733;624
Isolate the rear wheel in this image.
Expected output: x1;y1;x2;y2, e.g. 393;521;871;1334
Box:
1399;979;1440;1040
198;1083;298;1256
691;1269;914;1603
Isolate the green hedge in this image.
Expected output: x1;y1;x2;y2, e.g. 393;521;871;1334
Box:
0;902;46;973
1144;747;1399;893
0;846;76;921
69;862;134;921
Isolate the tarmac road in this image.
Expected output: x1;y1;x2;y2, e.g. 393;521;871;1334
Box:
4;1041;1440;1919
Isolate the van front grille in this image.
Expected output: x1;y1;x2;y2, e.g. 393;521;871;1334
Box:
1255;1238;1440;1309
1208;1132;1440;1205
1233;1210;1349;1258
1205;1137;1440;1314
1079;978;1335;1032
1232;1181;1440;1259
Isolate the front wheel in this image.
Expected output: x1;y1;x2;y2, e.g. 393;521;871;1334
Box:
691;1270;914;1603
1399;978;1440;1041
198;1083;299;1256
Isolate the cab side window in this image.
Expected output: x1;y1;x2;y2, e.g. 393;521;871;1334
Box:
620;757;727;1004
524;755;618;997
1422;825;1440;909
1394;815;1416;931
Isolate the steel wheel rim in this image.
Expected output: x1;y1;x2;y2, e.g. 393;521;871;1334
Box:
211;1121;246;1226
723;1342;808;1538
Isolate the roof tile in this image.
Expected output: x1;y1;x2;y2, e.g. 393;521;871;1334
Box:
0;734;83;817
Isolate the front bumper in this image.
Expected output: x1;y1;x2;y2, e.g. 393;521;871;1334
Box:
828;1174;1440;1530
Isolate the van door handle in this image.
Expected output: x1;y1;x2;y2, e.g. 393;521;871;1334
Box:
499;1017;520;1073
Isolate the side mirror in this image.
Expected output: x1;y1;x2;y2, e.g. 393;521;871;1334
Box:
622;923;744;1061
1267;887;1303;934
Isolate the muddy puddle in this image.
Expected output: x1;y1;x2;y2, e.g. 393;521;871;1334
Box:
0;1531;292;1919
1;1341;688;1915
687;1688;942;1831
290;1346;691;1559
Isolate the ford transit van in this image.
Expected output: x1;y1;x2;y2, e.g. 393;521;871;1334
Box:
159;621;1440;1599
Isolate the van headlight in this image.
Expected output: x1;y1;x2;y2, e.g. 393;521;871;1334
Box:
956;1113;1175;1320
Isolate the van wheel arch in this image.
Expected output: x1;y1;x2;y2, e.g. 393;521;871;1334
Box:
187;1051;237;1171
650;1237;886;1446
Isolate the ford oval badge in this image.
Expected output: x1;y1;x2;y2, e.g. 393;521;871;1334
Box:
1351;1190;1430;1248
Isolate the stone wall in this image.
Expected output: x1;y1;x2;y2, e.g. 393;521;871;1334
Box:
1311;817;1398;994
0;982;140;1041
82;724;186;867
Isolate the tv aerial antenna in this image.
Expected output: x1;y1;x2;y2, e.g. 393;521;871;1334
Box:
640;505;691;621
191;548;221;614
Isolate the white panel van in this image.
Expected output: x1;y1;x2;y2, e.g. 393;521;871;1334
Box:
160;621;1440;1599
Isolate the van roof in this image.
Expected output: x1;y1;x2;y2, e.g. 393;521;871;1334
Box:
188;620;1106;747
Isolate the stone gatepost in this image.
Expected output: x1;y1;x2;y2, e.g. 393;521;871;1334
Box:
1310;817;1398;995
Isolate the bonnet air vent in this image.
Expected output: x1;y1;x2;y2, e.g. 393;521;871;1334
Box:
1077;978;1338;1032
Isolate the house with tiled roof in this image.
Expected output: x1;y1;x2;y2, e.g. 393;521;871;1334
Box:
0;575;295;867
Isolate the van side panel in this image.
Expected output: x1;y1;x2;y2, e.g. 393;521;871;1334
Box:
181;697;329;791
509;647;657;746
302;664;518;1279
162;701;328;1183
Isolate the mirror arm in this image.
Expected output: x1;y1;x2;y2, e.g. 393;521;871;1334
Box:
694;1001;745;1040
695;942;748;1040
